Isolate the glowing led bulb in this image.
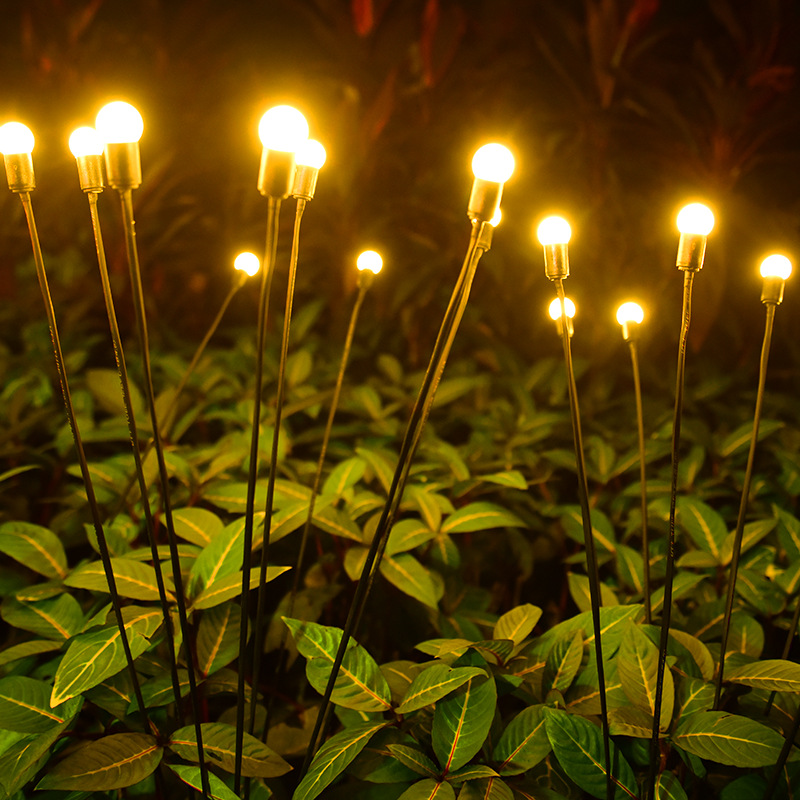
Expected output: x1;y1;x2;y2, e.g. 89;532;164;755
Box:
69;127;104;158
537;216;572;246
471;144;515;183
676;203;714;236
490;209;502;227
95;102;144;144
234;252;261;277
356;250;383;274
760;254;792;280
549;297;576;320
616;302;644;326
258;106;309;152
0;122;35;155
296;139;326;169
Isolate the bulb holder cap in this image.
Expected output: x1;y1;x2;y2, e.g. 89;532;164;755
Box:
292;164;319;200
543;244;569;280
357;269;376;289
76;154;105;192
676;232;707;271
476;220;494;251
104;142;142;190
620;320;640;342
258;148;296;198
4;153;35;192
467;177;503;222
761;276;786;306
555;318;574;339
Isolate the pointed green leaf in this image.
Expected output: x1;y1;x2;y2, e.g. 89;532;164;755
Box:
380;553;442;609
387;744;439;778
676;497;726;559
0;639;62;667
193;566;289;610
607;707;653;738
545;630;583;694
479;471;527;490
0;522;67;579
726;659;800;693
322;457;367;497
398;779;455;799
168;764;240;800
567;573;618;614
457;777;513;800
0;677;80;732
172;507;223;547
668;630;714;682
65;558;171;602
560;506;617;553
311;502;362;542
656;772;689;800
131;669;190;712
718;419;783;457
492;604;542;645
493;704;550;775
1;594;83;641
441;503;525;534
397;663;484;714
197;603;240;677
387;519;437;556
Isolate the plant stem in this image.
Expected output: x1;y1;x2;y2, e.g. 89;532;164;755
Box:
762;702;800;800
765;596;800;715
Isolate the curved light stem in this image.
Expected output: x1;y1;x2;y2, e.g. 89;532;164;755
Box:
118;188;210;800
649;269;695;799
714;304;775;709
554;278;612;800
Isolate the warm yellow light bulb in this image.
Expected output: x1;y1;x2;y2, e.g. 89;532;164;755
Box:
356;250;383;274
69;127;104;158
490;209;502;227
676;203;714;236
234;252;261;277
759;254;792;280
258;106;309;152
549;297;576;320
296;139;326;169
471;143;515;183
616;302;644;326
0;122;35;155
537;216;572;246
95;102;144;144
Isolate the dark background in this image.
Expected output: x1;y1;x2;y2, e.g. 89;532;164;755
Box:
1;0;799;383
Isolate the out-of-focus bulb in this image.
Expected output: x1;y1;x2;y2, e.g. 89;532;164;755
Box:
234;252;260;276
760;254;792;280
0;122;35;155
357;250;383;274
616;302;644;326
549;297;576;320
258;106;309;152
537;216;572;246
490;209;502;227
95;102;144;144
69;127;104;158
296;139;326;169
471;143;515;183
676;203;714;236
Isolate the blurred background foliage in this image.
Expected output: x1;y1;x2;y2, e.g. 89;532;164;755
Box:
0;0;799;382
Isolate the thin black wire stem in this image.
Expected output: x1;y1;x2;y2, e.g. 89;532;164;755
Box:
235;197;281;795
628;339;651;624
249;198;307;737
19;192;152;730
714;304;776;709
87;192;184;722
263;280;369;741
554;279;612;800
765;596;800;715
118;189;210;800
648;269;695;800
300;222;486;779
762;701;800;800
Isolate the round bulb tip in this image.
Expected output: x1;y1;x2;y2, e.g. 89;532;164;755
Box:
0;121;35;155
95;101;144;144
296;139;326;169
549;297;576;320
69;126;104;158
537;216;572;246
471;143;515;183
356;250;383;274
234;252;261;277
616;302;644;326
258;105;309;152
760;254;792;280
677;202;714;236
490;209;502;228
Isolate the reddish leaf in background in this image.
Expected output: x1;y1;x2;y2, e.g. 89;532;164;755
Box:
352;0;374;37
622;0;659;38
421;0;440;88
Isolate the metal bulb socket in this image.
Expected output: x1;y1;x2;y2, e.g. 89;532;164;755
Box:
357;269;376;290
676;232;707;271
257;148;296;199
543;244;569;281
3;153;35;192
555;317;574;338
292;164;319;200
761;276;786;306
104;142;142;190
620;320;640;342
476;220;494;251
467;177;503;222
75;154;105;192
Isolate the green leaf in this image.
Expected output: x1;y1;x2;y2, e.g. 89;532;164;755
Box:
387;519;437;556
492;604;542;645
294;722;387;800
676;676;714;719
65;558;172;602
168;764;240;800
718;419;783;457
492;704;550;775
676;497;726;560
347;728;421;783
673;711;788;767
197;603;240;677
567;573;618;614
457;778;514;799
607;707;653;738
616;545;644;593
172;507;224;547
192;566;289;610
189;516;253;595
323;457;367;496
170;722;291;777
544;630;583;694
441;503;525;534
397;779;455;799
560;506;617;553
36;733;161;790
0;639;62;667
0;677;80;732
668;629;714;682
397;663;485;714
431;671;496;773
387;745;439;778
656;772;689;800
544;708;637;800
86;368;145;420
133;669;190;712
1;594;83;641
479;471;527;490
725;659;800;693
618;622;674;730
405;485;444;531
311;503;363;542
380;553;442;609
356;447;395;494
0;522;67;579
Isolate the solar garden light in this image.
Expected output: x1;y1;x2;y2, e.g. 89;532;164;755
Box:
714;255;792;710
537;215;612;800
95;101;211;800
235;105;309;793
0;121;155;733
548;295;576;338
616;301;651;624
301;143;514;778
649;201;715;800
